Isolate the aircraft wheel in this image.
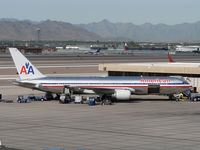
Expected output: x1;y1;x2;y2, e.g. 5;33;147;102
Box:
101;99;112;105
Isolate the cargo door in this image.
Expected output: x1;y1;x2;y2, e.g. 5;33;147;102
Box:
148;85;160;94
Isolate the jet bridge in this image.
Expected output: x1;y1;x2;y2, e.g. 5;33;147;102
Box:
99;62;200;92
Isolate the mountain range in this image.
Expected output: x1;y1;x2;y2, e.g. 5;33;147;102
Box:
78;19;200;42
0;19;101;41
1;18;200;42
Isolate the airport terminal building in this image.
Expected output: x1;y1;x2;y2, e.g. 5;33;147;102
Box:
99;62;200;92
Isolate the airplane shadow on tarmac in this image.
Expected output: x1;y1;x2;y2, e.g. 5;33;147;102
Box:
115;98;172;103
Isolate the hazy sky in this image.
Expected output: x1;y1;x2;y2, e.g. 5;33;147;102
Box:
0;0;200;24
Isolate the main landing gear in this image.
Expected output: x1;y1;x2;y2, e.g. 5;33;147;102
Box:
59;94;72;104
100;95;112;105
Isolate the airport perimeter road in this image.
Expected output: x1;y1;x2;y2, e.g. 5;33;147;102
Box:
1;101;200;150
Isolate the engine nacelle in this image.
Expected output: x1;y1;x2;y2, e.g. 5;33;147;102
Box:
113;89;131;100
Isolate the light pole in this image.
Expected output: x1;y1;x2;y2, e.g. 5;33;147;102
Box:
36;28;40;41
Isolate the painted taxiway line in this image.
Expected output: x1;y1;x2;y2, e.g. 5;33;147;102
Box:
0;78;16;80
0;85;17;88
0;64;98;69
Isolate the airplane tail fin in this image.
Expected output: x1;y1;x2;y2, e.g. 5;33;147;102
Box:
9;48;46;80
167;52;174;63
124;43;128;51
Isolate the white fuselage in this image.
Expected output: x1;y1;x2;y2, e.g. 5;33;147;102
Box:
17;76;192;95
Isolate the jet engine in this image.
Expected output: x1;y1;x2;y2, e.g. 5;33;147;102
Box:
113;89;131;100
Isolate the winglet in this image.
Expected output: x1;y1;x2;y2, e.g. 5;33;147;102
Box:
9;48;46;80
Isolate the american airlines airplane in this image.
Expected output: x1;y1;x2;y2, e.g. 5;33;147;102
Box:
9;48;192;103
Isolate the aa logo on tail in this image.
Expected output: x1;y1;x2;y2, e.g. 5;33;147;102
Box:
20;62;34;75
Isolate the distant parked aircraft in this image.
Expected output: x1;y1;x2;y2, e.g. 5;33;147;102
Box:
176;45;200;53
65;45;79;50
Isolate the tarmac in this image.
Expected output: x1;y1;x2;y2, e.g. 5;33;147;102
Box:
1;53;200;149
1;99;200;150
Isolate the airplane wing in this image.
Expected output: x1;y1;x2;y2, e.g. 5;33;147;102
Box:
67;86;114;94
92;88;115;94
71;86;135;95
